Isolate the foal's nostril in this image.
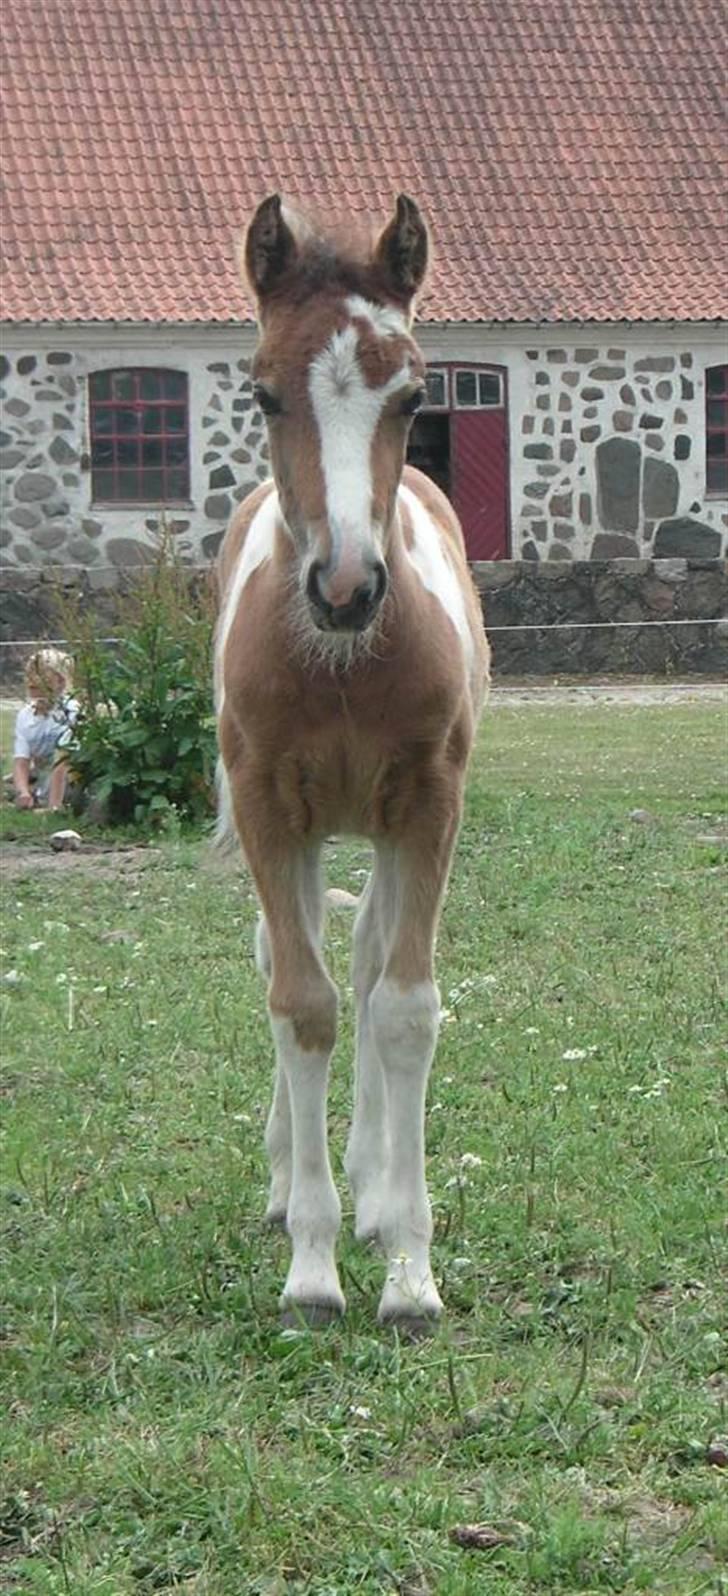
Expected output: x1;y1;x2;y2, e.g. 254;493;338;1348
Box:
306;559;327;609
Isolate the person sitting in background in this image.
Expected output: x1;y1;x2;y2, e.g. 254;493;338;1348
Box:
13;648;79;812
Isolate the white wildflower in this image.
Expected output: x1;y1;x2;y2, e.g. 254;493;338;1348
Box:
350;1404;372;1420
552;1082;568;1094
562;1048;588;1061
460;1152;482;1169
27;941;45;953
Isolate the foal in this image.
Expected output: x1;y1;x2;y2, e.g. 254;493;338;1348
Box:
216;195;490;1330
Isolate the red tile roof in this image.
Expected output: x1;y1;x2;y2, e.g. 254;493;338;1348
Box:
1;0;726;325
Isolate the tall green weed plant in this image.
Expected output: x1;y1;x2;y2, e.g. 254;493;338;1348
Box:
59;534;217;827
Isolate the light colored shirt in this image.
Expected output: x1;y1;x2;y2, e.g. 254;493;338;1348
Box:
13;696;80;766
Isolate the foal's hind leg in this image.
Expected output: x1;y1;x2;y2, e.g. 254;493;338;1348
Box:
345;849;394;1241
371;813;460;1330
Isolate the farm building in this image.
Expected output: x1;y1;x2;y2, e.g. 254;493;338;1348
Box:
0;0;727;577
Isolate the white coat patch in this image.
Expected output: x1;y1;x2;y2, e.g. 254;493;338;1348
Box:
345;296;410;337
215;487;277;711
398;484;474;667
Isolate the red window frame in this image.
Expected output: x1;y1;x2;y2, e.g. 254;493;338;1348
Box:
89;368;190;504
706;364;728;496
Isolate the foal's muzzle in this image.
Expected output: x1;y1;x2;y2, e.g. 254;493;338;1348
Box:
306;559;388;633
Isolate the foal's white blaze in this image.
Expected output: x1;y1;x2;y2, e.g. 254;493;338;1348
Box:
398;483;474;669
215;486;277;712
308;324;412;608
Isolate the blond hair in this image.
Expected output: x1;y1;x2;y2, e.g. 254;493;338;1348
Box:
25;647;74;695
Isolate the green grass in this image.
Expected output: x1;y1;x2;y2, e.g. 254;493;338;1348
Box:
1;701;727;1594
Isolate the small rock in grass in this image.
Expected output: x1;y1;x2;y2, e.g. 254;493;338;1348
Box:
99;929;136;945
50;829;82;853
3;969;22;986
629;808;655;824
706;1438;728;1468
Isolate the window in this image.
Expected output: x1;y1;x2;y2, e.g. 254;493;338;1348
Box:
706;364;728;495
454;368;502;408
424;368;448;409
89;368;190;503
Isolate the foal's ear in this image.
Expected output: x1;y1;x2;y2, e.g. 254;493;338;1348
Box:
244;194;298;300
373;194;429;304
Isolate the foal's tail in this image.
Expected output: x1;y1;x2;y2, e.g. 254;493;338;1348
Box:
213;756;238;853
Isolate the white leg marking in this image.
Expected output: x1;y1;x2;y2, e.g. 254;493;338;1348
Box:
369;977;443;1324
273;1010;345;1319
264;1062;292;1224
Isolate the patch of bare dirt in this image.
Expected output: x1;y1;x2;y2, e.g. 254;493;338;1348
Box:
0;840;159;881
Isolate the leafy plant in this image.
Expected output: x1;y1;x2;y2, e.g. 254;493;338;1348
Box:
59;533;218;826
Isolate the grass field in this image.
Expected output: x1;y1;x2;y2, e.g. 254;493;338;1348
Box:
1;698;727;1594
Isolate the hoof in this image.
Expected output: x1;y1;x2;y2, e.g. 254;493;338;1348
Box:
280;1299;344;1330
354;1224;381;1248
264;1207;287;1229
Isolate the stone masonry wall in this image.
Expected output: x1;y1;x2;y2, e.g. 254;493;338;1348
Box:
0;344;269;569
1;558;725;685
515;345;728;561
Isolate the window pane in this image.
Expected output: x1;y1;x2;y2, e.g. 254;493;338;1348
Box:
116;468;141;499
706;366;727;396
162;371;186;400
478;371;501;405
706;431;726;457
141;438;163;467
164;405;187;434
111;371;135;401
455;371;478;406
166;438;188;466
707;458;728;493
166;466;189;499
141;405;164;434
116;439;139;468
114;407;140;435
90;371;111;401
139;370;162;400
140;468;165;500
92;407;113;435
425;370;447;407
92;468;115;499
707;399;727;429
91;439;113;467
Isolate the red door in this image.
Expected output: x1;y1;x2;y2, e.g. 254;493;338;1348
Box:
451;408;509;559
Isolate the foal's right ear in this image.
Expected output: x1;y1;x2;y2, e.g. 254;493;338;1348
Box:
244;194;298;301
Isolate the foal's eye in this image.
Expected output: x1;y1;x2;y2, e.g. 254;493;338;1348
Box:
400;387;426;417
253;383;283;417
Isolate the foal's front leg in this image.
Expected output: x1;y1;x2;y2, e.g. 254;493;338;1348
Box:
243;831;345;1323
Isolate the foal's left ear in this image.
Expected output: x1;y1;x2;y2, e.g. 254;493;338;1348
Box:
244;194;298;301
373;194;429;305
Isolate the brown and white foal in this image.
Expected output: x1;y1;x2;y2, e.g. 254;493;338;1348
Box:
216;195;489;1330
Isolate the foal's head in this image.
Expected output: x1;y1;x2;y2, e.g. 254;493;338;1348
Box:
244;195;429;642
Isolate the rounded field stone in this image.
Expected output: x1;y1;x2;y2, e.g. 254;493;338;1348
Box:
0;355;9;380
654;518;721;559
591;533;640;558
67;536;100;562
0;448;25;469
47;351;72;365
14;472;55;501
8;505;41;528
205;493;232;519
5;398;30;417
107;538;157;566
17;355;37;375
49;435;79;465
674;435;691;460
81;518;104;537
202;530;225;559
52;412;73;430
209;464;236;490
29;523;66;549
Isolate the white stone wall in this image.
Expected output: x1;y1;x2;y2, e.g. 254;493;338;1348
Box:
1;322;726;567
